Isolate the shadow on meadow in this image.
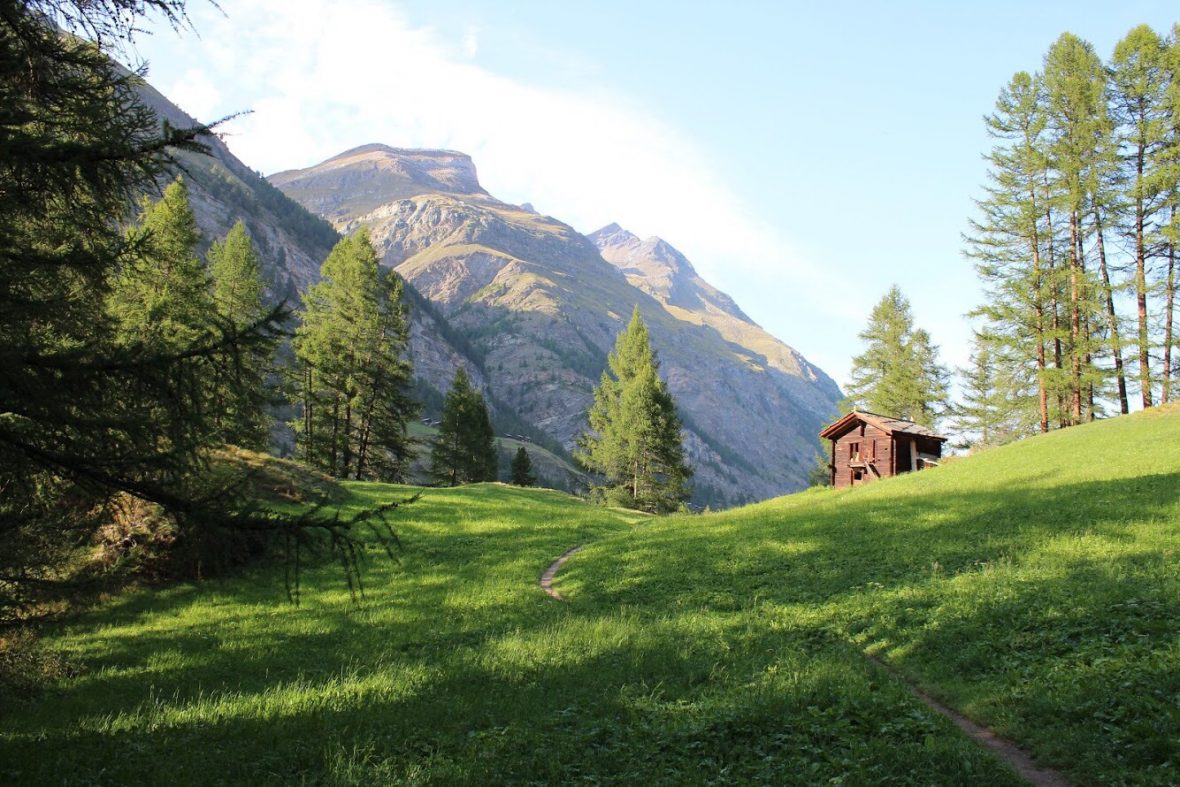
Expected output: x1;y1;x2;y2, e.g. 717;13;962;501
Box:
0;483;1023;785
568;468;1180;783
4;465;1175;784
1;599;1021;785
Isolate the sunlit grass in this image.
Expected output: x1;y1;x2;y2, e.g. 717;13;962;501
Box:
572;404;1180;784
4;408;1178;783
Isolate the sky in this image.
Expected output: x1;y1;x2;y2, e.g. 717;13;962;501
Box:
130;0;1179;389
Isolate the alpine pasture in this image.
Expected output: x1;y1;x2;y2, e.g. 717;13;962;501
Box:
3;407;1178;784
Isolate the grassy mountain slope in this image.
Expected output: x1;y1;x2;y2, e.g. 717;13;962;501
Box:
10;411;1176;782
566;404;1180;784
1;483;1013;785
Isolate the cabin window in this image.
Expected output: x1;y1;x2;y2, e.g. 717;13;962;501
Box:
849;442;859;459
852;469;863;481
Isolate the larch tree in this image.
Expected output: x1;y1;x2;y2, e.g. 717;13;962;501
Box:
843;287;949;429
966;69;1059;433
0;0;298;617
292;230;416;481
429;367;498;486
952;331;1035;449
208;221;274;449
1111;25;1170;409
109;177;213;349
578;308;691;513
1043;32;1117;422
1160;26;1180;402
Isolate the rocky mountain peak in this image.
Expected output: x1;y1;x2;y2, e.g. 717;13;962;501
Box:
268;144;489;223
587;222;639;248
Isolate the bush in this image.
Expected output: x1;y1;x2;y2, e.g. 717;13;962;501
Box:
0;628;79;703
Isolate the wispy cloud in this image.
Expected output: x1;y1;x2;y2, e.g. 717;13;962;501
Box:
139;0;848;373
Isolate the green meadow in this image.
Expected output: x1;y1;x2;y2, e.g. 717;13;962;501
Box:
3;407;1179;784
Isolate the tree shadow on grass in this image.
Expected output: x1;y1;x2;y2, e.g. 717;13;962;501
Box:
567;470;1180;783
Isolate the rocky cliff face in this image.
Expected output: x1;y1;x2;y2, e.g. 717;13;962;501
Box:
134;83;493;462
135;80;336;299
270;144;488;223
273;146;842;506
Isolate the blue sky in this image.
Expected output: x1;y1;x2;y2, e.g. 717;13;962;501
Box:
135;1;1179;390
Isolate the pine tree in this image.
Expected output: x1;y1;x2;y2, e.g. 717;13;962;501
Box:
510;446;537;487
0;0;295;617
293;231;416;480
429;367;498;486
109;177;213;349
952;331;1035;449
843;287;949;428
208;221;273;449
578;308;691;513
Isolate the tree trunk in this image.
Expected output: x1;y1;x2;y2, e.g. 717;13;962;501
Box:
303;367;313;461
1069;210;1083;424
1046;197;1066;426
329;396;340;476
1094;212;1129;414
1165;216;1176;404
341;395;353;479
1135;137;1153;408
1029;190;1049;433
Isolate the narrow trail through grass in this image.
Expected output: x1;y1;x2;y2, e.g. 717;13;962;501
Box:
539;545;582;601
3;408;1175;784
544;534;1070;786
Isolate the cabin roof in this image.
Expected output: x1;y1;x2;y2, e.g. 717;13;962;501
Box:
819;410;947;442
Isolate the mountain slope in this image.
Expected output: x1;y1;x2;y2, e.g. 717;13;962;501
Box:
134;79;337;299
571;404;1180;785
589;223;838;417
273;146;842;505
133;85;501;452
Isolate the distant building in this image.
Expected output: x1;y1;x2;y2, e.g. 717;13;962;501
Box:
819;411;947;488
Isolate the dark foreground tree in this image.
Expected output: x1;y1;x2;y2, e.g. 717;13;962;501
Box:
578;308;691;513
843;287;950;429
429;367;498;486
510;446;536;487
0;1;396;619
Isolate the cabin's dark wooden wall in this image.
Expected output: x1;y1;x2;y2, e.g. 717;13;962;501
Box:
830;423;893;488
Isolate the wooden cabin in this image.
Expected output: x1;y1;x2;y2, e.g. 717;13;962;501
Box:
819;411;947;489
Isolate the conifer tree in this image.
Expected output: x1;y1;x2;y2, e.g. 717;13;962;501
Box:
843;287;949;428
208;221;273;449
0;0;298;616
1111;25;1170;409
1158;25;1180;403
578;308;691;513
293;231;415;480
510;446;537;487
109;177;213;349
952;331;1035;449
1043;33;1114;422
965;70;1063;433
429;367;498;486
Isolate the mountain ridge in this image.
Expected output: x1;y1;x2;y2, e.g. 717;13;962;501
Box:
273;145;842;505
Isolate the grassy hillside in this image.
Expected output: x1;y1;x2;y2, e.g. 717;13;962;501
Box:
2;408;1176;784
566;404;1180;784
406;422;587;492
